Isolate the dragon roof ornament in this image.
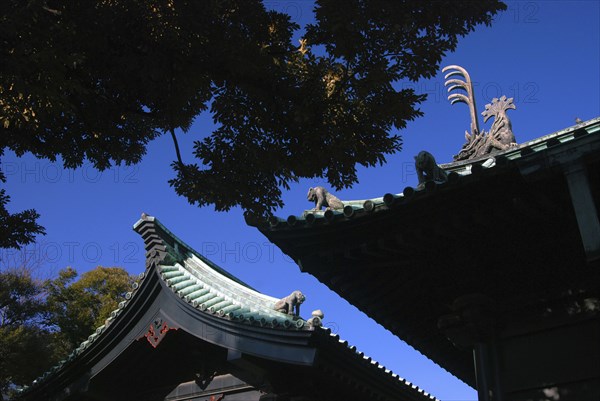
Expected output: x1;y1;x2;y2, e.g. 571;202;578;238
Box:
443;65;518;161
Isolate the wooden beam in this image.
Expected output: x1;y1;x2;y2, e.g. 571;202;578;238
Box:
564;162;600;262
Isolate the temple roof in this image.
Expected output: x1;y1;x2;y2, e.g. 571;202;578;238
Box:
254;117;600;229
248;117;600;386
19;215;437;401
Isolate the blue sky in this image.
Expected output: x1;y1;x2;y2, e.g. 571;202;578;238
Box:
2;1;599;399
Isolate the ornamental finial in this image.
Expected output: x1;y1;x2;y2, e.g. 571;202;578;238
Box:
443;65;480;138
443;65;518;161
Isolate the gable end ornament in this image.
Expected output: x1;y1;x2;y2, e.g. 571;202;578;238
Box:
139;317;178;348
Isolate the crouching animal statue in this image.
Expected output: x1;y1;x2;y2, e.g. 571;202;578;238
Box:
415;151;448;188
307;186;344;210
274;290;305;316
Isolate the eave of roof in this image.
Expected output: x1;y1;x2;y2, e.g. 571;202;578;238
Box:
312;328;437;401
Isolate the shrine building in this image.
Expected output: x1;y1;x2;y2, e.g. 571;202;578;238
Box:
249;116;600;401
18;215;436;401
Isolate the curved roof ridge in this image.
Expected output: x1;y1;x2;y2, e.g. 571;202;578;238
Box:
299;196;388;216
135;215;309;329
160;259;305;328
183;252;279;305
135;215;255;290
249;117;600;230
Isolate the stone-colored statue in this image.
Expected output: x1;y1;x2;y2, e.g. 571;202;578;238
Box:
274;290;305;316
415;151;448;188
307;186;344;210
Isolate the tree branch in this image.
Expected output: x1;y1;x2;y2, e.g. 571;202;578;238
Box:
170;128;184;167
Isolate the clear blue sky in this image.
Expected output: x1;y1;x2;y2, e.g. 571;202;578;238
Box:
2;1;599;399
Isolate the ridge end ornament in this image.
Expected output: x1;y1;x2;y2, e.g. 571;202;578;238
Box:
443;65;518;161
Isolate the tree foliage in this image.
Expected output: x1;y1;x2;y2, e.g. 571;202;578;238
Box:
0;265;134;398
0;171;45;250
0;268;54;399
1;0;506;244
45;266;134;350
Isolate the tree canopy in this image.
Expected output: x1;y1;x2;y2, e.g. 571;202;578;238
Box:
44;266;134;350
0;0;506;246
0;266;134;399
0;268;54;400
